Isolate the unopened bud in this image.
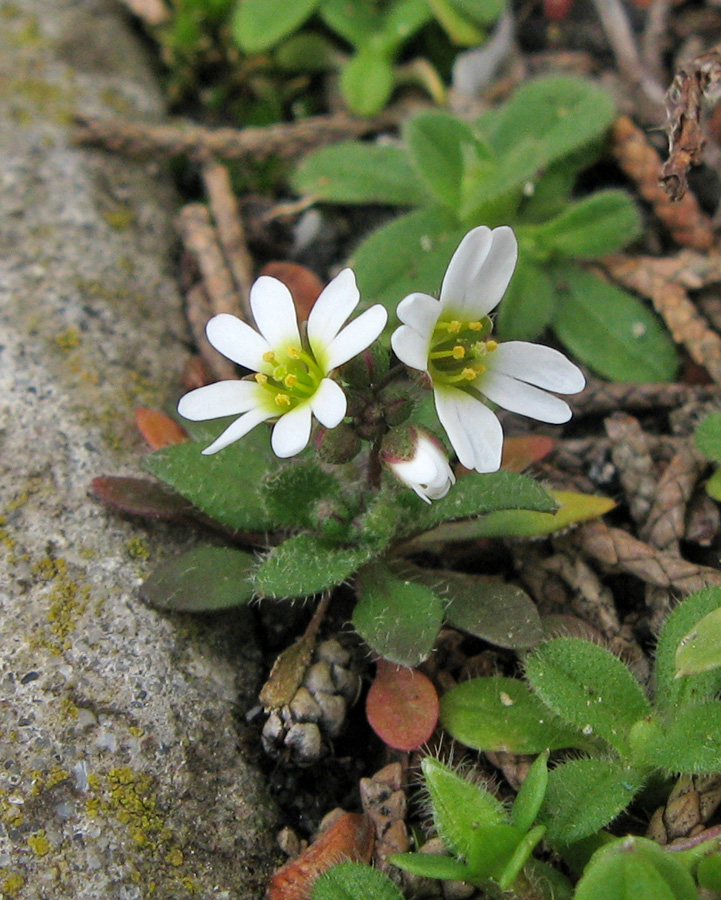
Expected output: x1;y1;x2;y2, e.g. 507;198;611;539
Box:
339;343;390;388
378;385;414;427
315;423;362;464
380;427;455;504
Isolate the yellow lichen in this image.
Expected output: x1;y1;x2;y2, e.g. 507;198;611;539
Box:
27;830;51;857
0;871;25;898
54;328;81;350
126;537;151;561
165;848;184;867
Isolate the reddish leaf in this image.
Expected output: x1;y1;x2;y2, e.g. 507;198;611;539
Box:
90;476;191;521
543;0;574;20
366;660;439;751
182;355;215;390
260;262;324;325
135;407;190;450
267;812;374;900
501;435;555;472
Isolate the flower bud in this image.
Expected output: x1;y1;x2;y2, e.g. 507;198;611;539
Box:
314;423;362;464
339;343;390;388
378;385;414;427
380;427;455;503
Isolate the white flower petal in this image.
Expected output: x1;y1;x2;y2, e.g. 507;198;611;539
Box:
201;407;273;455
206;314;270;371
307;268;359;353
479;370;572;424
391;324;432;371
271;404;312;458
310;378;347;428
441;225;517;318
490;342;586;394
250;276;301;349
324;304;387;371
178;380;263;421
435;387;503;473
396;292;441;333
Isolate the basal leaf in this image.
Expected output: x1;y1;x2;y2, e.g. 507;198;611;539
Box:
552;264;678;382
440;676;587;754
90;476;191;522
675;605;721;678
511;751;549;835
425;0;484;45
232;0;320;52
261;462;345;529
291;141;429;206
319;0;378;45
654;587;721;711
146;421;279;532
641;701;721;774
695;411;721;462
366;661;438;751
353;563;444;666
541;758;644;844
140;546;255;611
312;862;405;900
496;256;556;341
390;853;470;882
524;637;652;757
253;533;373;599
341;47;394;117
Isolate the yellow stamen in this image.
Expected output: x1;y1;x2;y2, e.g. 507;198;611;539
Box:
274;393;291;407
254;373;268;385
452;345;465;359
284;374;298;388
263;350;276;363
486;340;498;352
447;320;462;334
462;367;477;381
287;346;301;360
468;321;482;331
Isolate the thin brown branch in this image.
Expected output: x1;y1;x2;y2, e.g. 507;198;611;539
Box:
184;284;237;382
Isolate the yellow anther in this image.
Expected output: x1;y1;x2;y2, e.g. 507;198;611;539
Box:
486;340;498;352
287;346;301;359
262;350;276;363
284;374;298;388
462;367;477;381
274;393;291;407
468;321;482;331
254;373;268;385
447;320;462;334
452;345;466;359
273;365;287;380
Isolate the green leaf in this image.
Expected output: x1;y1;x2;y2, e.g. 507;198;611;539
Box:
260;462;345;529
698;853;721;892
390;852;471;882
404;111;482;210
351;207;467;319
497;824;547;891
511;751;549;834
421;756;507;861
140;546;255;612
654;587;721;712
353;563;444;666
575;836;698;900
675;605;721;678
231;0;320;52
419;568;543;649
695;411;721;461
312;861;405;900
448;0;504;26
541;758;644;844
291;141;428;206
440;676;587;754
484;76;616;169
496;256;556;341
253;533;373;599
146;423;279;532
319;0;378;46
274;33;339;72
706;468;721;501
340;47;394;117
552;264;678;382
641;701;721;774
404;471;556;535
425;0;484;45
517;146;601;223
382;0;434;48
523;191;641;259
523;637;652;757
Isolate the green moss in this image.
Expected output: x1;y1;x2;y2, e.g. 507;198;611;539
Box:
126;536;151;561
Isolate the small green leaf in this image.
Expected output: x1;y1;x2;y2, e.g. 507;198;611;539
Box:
448;0;504;26
422;568;543;649
146;422;279;532
353;563;444;666
291;141;428;206
274;33;338;72
698;853;721;892
421;756;507;860
261;462;345;529
676;604;721;678
541;758;643;844
706;468;721;501
511;751;549;834
312;861;405;900
641;701;721;774
496;256;556;341
232;0;320;53
654;587;721;712
497;824;546;891
575;836;698;900
524;190;641;258
140;546;255;612
425;0;484;45
319;0;378;46
440;677;587;754
524;637;652;757
390;852;471;882
340;47;394;117
552;264;678;382
253;534;373;599
695;411;721;462
404;111;482;210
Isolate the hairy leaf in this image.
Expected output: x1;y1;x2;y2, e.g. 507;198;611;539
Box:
312;862;405;900
232;0;319;52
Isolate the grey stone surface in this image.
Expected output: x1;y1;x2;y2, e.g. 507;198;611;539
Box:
0;1;279;897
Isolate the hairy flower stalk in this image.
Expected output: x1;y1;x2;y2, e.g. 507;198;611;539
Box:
391;226;585;473
178;269;387;458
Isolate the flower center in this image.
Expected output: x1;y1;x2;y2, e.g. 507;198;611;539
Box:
428;316;496;386
255;345;324;411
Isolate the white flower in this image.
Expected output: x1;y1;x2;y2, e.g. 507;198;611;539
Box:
382;427;456;503
178;269;387;458
390;225;585;474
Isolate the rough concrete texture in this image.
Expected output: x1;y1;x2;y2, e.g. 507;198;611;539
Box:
0;1;279;897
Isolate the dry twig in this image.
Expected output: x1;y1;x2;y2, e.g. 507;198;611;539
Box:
612;115;713;249
184;284;236;382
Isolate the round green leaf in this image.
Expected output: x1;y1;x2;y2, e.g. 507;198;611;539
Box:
232;0;320;53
